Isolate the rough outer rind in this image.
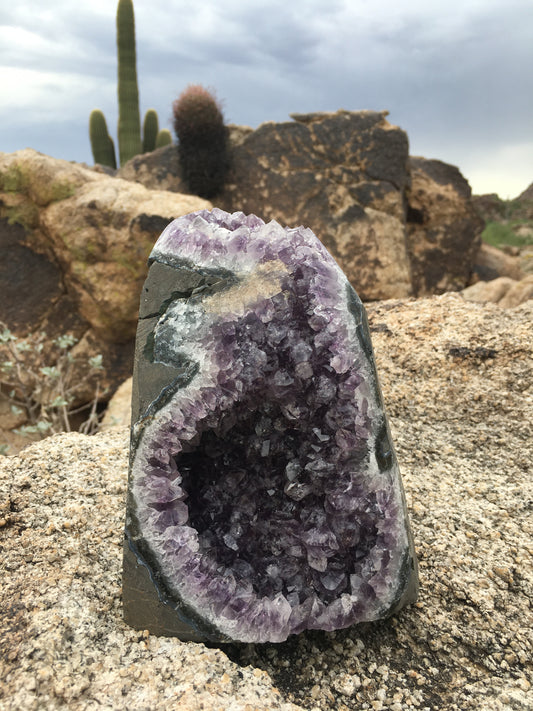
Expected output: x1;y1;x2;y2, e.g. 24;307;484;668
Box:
124;208;418;643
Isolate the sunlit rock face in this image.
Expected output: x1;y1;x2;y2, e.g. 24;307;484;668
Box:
124;208;418;644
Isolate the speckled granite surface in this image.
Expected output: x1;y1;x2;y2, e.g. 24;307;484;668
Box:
1;294;531;710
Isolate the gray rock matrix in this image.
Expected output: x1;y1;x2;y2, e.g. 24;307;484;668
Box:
1;294;531;710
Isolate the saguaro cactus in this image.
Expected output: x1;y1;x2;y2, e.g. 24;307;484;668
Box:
116;0;142;165
89;0;171;168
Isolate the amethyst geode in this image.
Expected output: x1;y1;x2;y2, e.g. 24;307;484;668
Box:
123;208;418;643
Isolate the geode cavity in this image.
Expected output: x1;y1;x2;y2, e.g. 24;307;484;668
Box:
123;208;418;643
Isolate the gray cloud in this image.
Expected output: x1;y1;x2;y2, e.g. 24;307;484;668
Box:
1;0;532;196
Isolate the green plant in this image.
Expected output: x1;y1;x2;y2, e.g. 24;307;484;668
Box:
89;0;171;168
89;109;117;169
142;109;159;153
172;84;230;198
482;221;533;249
155;129;172;149
0;324;105;453
116;0;141;165
141;111;172;152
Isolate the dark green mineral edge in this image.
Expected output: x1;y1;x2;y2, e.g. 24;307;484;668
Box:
346;282;419;610
124;258;238;641
123;527;231;642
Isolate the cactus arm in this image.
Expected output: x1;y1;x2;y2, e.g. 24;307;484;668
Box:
89;110;117;169
155;129;172;149
142;109;159;153
116;0;142;165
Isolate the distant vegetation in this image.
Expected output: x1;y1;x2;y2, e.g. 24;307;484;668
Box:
482;220;533;248
476;194;533;249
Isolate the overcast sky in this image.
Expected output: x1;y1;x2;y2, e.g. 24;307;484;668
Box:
1;0;532;198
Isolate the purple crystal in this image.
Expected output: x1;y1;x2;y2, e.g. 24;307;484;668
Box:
123;208;418;643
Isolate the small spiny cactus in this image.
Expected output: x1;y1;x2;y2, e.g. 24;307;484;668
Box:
172;85;229;199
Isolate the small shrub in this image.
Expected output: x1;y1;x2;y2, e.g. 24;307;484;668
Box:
0;323;105;454
482;221;533;249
